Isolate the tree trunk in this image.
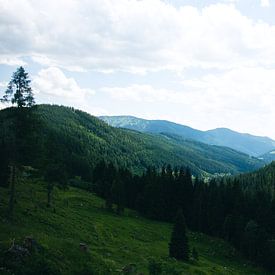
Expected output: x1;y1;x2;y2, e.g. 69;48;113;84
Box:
7;165;16;219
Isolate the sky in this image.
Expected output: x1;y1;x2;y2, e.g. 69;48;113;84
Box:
0;0;275;139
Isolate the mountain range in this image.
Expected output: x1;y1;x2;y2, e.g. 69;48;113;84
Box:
0;105;263;177
100;116;275;157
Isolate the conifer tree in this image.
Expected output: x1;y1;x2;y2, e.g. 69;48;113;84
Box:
1;67;35;219
169;209;189;261
241;220;268;263
1;66;35;108
111;178;125;215
0;140;9;187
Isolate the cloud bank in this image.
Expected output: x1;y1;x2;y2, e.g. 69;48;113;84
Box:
1;0;275;73
33;67;94;99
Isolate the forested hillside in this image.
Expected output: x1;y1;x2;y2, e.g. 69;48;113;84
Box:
0;180;266;275
0;105;263;181
101;116;275;157
0;104;274;273
237;161;275;195
90;161;275;271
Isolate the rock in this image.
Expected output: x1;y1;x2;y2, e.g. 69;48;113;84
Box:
8;245;29;256
5;240;30;265
24;236;41;252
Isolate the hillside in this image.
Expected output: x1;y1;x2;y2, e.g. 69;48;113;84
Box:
236;161;275;196
0;105;263;177
100;116;275;157
0;180;267;274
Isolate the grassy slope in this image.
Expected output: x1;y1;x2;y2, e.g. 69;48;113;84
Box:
0;181;267;274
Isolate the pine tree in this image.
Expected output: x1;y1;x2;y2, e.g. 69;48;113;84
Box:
169;209;189;261
0;139;10;187
7;165;17;218
1;67;36;219
241;220;268;262
111;176;126;215
1;66;35;108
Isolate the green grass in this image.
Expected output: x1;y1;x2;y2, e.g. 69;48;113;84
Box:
0;181;268;274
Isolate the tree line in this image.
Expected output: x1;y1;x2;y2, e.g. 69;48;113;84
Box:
92;161;275;271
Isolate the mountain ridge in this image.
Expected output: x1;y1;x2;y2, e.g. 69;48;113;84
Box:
100;115;275;157
0;105;263;178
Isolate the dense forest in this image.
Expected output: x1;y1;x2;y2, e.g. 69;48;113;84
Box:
0;104;263;182
90;161;275;271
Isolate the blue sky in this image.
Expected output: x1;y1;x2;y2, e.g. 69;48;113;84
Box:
0;0;275;139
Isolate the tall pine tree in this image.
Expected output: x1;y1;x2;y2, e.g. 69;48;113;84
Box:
1;67;35;219
1;66;35;108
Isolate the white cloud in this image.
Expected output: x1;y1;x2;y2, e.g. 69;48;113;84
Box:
181;67;275;137
102;84;185;103
0;82;9;109
31;55;55;67
0;82;8;88
260;0;270;7
0;56;26;66
1;0;275;72
101;66;275;138
0;102;6;110
88;106;110;116
33;67;95;99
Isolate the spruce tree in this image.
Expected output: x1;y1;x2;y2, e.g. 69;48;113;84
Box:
111;178;125;215
241;220;268;263
169;209;189;261
1;67;35;219
0;140;10;187
1;66;35;108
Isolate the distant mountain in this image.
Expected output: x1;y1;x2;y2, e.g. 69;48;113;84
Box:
203;128;275;157
0;105;263;177
100;116;275;157
259;150;275;163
